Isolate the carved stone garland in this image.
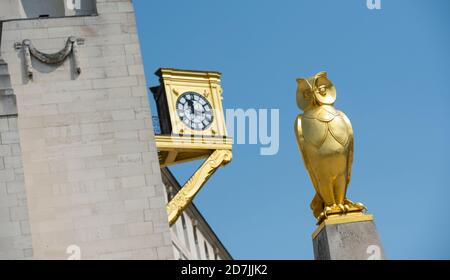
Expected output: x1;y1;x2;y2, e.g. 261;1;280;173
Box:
20;36;82;79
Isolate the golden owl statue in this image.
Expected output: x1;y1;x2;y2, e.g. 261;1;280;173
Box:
294;72;365;224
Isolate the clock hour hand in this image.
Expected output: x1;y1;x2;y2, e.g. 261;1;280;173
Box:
187;99;195;115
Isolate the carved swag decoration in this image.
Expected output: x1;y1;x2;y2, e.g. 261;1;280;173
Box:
20;36;82;79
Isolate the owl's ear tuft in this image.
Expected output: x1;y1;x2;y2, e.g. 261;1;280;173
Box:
313;71;330;88
296;78;314;110
314;71;328;80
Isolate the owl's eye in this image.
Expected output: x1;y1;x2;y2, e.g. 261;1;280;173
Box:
317;86;327;95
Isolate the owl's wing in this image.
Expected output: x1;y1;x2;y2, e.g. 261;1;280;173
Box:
295;116;319;191
295;116;323;216
341;112;354;184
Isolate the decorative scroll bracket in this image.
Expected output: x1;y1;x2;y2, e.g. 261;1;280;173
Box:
15;36;84;79
166;149;232;226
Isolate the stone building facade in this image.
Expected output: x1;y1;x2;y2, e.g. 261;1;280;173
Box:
0;0;231;260
0;0;172;259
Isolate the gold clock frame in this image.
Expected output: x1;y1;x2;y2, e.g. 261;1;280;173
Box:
152;68;228;137
151;68;232;226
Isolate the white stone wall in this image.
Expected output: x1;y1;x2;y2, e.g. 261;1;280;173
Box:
0;115;32;260
171;212;224;260
0;0;173;259
160;169;231;260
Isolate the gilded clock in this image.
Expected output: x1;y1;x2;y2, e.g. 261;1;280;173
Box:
176;91;214;131
151;68;227;137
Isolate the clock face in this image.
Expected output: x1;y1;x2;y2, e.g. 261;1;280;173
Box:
176;92;214;131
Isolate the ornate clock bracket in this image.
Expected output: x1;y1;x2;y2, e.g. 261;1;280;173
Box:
155;135;233;226
15;36;84;79
166;149;232;226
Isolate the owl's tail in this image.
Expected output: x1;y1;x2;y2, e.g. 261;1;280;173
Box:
310;193;324;219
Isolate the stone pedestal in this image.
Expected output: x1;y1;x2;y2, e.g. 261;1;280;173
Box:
312;214;386;260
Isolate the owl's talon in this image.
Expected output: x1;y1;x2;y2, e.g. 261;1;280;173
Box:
344;204;350;213
323;207;329;218
317;202;364;223
319;206;332;220
344;198;354;205
318;213;325;221
343;199;367;213
355;202;366;211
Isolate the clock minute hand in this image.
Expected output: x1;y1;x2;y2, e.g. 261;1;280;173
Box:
192;102;205;117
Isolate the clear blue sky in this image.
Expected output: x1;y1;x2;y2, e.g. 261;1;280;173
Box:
133;0;450;259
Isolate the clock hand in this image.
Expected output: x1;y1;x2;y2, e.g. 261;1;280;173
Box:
193;104;204;117
187;100;194;115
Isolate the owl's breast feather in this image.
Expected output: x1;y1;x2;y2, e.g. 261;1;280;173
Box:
303;106;338;122
328;114;350;146
301;108;350;149
301;117;328;148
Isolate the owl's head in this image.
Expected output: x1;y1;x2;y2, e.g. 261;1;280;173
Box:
296;71;336;111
